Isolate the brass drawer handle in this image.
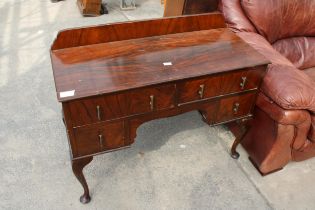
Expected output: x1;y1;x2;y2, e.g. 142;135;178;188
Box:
233;103;240;114
198;84;205;99
150;95;155;111
240;77;247;90
99;134;104;149
96;105;101;121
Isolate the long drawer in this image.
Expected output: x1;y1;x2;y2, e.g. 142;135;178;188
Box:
177;67;264;104
67;84;176;127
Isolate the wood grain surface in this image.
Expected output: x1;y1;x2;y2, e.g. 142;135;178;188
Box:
51;29;269;102
51;13;225;50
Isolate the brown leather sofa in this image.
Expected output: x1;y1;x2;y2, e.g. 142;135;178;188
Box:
164;0;315;175
220;0;315;175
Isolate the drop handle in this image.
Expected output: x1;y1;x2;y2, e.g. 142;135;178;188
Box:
96;105;101;121
233;103;240;114
198;84;205;99
240;77;247;90
150;95;155;111
99;134;104;149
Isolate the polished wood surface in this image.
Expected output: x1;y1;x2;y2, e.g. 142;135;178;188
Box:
51;15;269;203
51;29;268;102
51;13;225;50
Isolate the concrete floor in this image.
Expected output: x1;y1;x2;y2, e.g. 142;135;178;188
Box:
1;0;315;209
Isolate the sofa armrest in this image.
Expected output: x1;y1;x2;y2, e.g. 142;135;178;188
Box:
261;64;315;113
237;32;315;113
257;93;311;126
257;93;312;150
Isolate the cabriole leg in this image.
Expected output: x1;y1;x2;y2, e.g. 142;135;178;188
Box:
231;119;251;159
71;156;93;204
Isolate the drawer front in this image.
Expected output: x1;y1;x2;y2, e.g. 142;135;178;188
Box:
68;84;176;127
215;92;256;123
220;67;265;95
177;74;222;104
68;94;127;127
73;121;125;157
126;84;176;115
177;67;264;104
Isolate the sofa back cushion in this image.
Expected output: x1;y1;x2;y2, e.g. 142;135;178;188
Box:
241;0;315;43
219;0;257;33
273;37;315;70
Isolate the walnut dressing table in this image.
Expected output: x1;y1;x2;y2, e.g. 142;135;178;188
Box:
50;13;269;204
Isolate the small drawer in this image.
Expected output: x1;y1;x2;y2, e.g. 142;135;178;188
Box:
220;67;265;95
215;92;256;123
68;93;128;127
177;74;222;104
126;84;176;115
73;121;125;157
67;84;176;127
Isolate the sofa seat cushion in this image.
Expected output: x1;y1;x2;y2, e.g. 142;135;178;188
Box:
241;0;315;43
273;37;315;70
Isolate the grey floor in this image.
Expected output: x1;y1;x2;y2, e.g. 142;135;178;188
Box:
1;0;315;209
